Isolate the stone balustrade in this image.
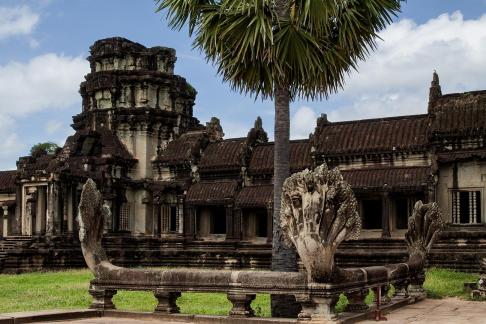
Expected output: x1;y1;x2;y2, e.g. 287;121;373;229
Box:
87;261;425;321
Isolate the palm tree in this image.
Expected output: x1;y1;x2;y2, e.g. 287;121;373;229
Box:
156;0;401;317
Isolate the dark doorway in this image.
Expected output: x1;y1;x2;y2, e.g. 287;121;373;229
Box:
170;206;177;232
395;199;409;230
362;199;382;229
211;207;226;234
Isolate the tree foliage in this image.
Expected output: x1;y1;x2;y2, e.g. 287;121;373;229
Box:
30;142;60;157
156;0;401;100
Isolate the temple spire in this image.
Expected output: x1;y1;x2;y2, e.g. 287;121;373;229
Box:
428;70;442;113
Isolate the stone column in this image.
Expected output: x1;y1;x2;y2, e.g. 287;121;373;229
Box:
227;291;255;317
153;290;181;313
2;206;8;237
67;186;73;234
13;185;22;235
23;188;37;236
381;190;391;238
36;186;46;235
46;182;58;236
89;285;117;310
177;198;184;235
0;206;4;238
225;203;234;240
345;289;369;312
233;207;242;241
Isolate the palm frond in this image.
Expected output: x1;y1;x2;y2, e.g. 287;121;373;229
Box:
156;0;402;99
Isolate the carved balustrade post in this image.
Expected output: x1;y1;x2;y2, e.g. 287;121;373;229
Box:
227;291;255;317
153;289;181;313
88;285;117;310
393;279;410;298
408;272;426;298
345;288;369;312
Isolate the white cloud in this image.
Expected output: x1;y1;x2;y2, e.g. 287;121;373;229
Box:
0;6;39;40
0;115;25;170
325;11;486;122
0;53;89;117
291;106;316;139
45;120;63;134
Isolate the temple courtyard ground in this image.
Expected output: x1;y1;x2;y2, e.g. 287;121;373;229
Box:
1;298;485;323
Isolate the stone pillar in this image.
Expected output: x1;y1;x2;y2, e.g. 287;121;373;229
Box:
227;291;255;317
225;203;234;240
23;188;37;236
67;186;73;234
13;185;22;235
233;208;242;241
46;182;58;236
296;292;339;322
88;285;117;310
394;279;410;298
381;190;391;238
153;290;181;313
36;186;46;235
409;272;426;298
266;205;273;243
345;289;369;312
177;198;184;235
0;206;4;238
2;206;8;237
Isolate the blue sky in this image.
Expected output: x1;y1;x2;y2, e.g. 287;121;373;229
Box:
0;0;486;169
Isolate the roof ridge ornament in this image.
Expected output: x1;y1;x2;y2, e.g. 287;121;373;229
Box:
428;70;442;113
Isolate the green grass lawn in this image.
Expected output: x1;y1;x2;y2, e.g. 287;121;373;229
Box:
0;268;480;316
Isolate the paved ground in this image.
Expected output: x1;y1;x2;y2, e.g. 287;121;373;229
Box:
52;318;190;324
361;298;486;324
2;298;485;323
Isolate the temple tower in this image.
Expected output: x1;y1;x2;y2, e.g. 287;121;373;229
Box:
75;37;199;180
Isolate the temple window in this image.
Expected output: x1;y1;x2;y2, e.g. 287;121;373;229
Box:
242;208;267;240
196;206;226;238
158;205;179;234
119;203;131;232
361;199;382;229
451;190;481;224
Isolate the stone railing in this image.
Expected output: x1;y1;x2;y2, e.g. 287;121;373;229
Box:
79;164;444;322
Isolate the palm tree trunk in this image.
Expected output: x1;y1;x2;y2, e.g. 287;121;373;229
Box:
271;83;300;317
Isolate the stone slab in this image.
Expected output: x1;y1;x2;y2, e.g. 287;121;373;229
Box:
359;298;486;324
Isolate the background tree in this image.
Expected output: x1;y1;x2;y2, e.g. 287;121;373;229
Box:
156;0;401;316
30;142;60;157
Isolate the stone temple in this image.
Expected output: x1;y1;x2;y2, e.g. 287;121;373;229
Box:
0;37;485;272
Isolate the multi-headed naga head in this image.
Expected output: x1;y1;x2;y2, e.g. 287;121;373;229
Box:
280;164;360;282
405;201;445;266
78;178;109;273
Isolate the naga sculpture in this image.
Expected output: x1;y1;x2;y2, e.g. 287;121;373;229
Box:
280;164;444;284
405;201;445;269
280;164;361;282
78;178;111;275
